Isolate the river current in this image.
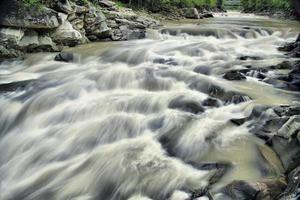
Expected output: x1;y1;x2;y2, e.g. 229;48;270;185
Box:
0;12;299;200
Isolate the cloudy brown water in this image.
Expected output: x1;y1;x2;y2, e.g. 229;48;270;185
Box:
0;12;299;200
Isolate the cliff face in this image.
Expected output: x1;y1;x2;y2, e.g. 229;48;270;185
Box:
0;0;160;61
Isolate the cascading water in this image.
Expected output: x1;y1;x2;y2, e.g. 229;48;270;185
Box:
0;13;299;200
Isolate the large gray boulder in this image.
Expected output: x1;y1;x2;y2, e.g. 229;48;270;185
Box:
51;13;84;46
19;30;60;52
0;4;60;29
84;6;110;40
182;8;200;19
0;28;24;44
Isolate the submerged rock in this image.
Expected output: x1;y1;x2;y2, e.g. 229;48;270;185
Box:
168;96;204;114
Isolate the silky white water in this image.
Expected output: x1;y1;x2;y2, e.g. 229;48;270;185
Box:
0;13;299;200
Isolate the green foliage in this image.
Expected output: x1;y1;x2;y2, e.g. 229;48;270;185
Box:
241;0;293;11
22;0;42;7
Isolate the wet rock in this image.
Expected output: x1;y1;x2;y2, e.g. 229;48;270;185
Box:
182;8;200;19
153;58;178;66
269;136;300;173
263;78;289;89
202;97;222;108
277;115;300;139
169;96;204;114
223;71;246;81
194;66;211;75
269;61;293;70
230;95;251;104
54;52;74;62
0;80;33;92
279;167;300;199
239;55;263;60
0;45;21;62
222;179;286;200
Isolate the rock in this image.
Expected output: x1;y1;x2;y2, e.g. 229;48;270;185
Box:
51;13;83;46
230;95;251;104
98;0;116;8
269;136;300;173
0;80;33;92
279;167;300;199
115;18;146;29
277;115;300;139
56;0;73;14
0;28;24;44
84;6;110;40
0;45;21;61
222;179;286;200
113;25;146;41
202;97;222;108
269;61;293;70
223;71;246;81
194;66;211;75
239;56;263;60
274;106;300;117
153;58;178;66
54;52;74;62
201;13;214;18
0;2;60;29
169;96;204;114
182;8;200;19
19;30;39;48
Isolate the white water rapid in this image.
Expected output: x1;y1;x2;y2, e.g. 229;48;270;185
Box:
0;13;299;200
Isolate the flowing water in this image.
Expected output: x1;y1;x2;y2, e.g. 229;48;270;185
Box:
0;12;299;200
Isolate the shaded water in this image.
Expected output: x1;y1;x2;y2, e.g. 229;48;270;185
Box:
0;12;299;200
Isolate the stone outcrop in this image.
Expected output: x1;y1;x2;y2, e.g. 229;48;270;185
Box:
0;0;160;61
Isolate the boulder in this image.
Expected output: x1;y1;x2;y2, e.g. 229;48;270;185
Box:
98;0;116;8
222;179;286;200
54;52;74;62
279;167;300;199
84;6;110;40
201;13;214;18
223;71;246;81
0;45;21;61
168;96;204;114
269;136;300;173
51;13;84;46
0;28;24;45
0;1;60;29
56;0;73;14
182;8;200;19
